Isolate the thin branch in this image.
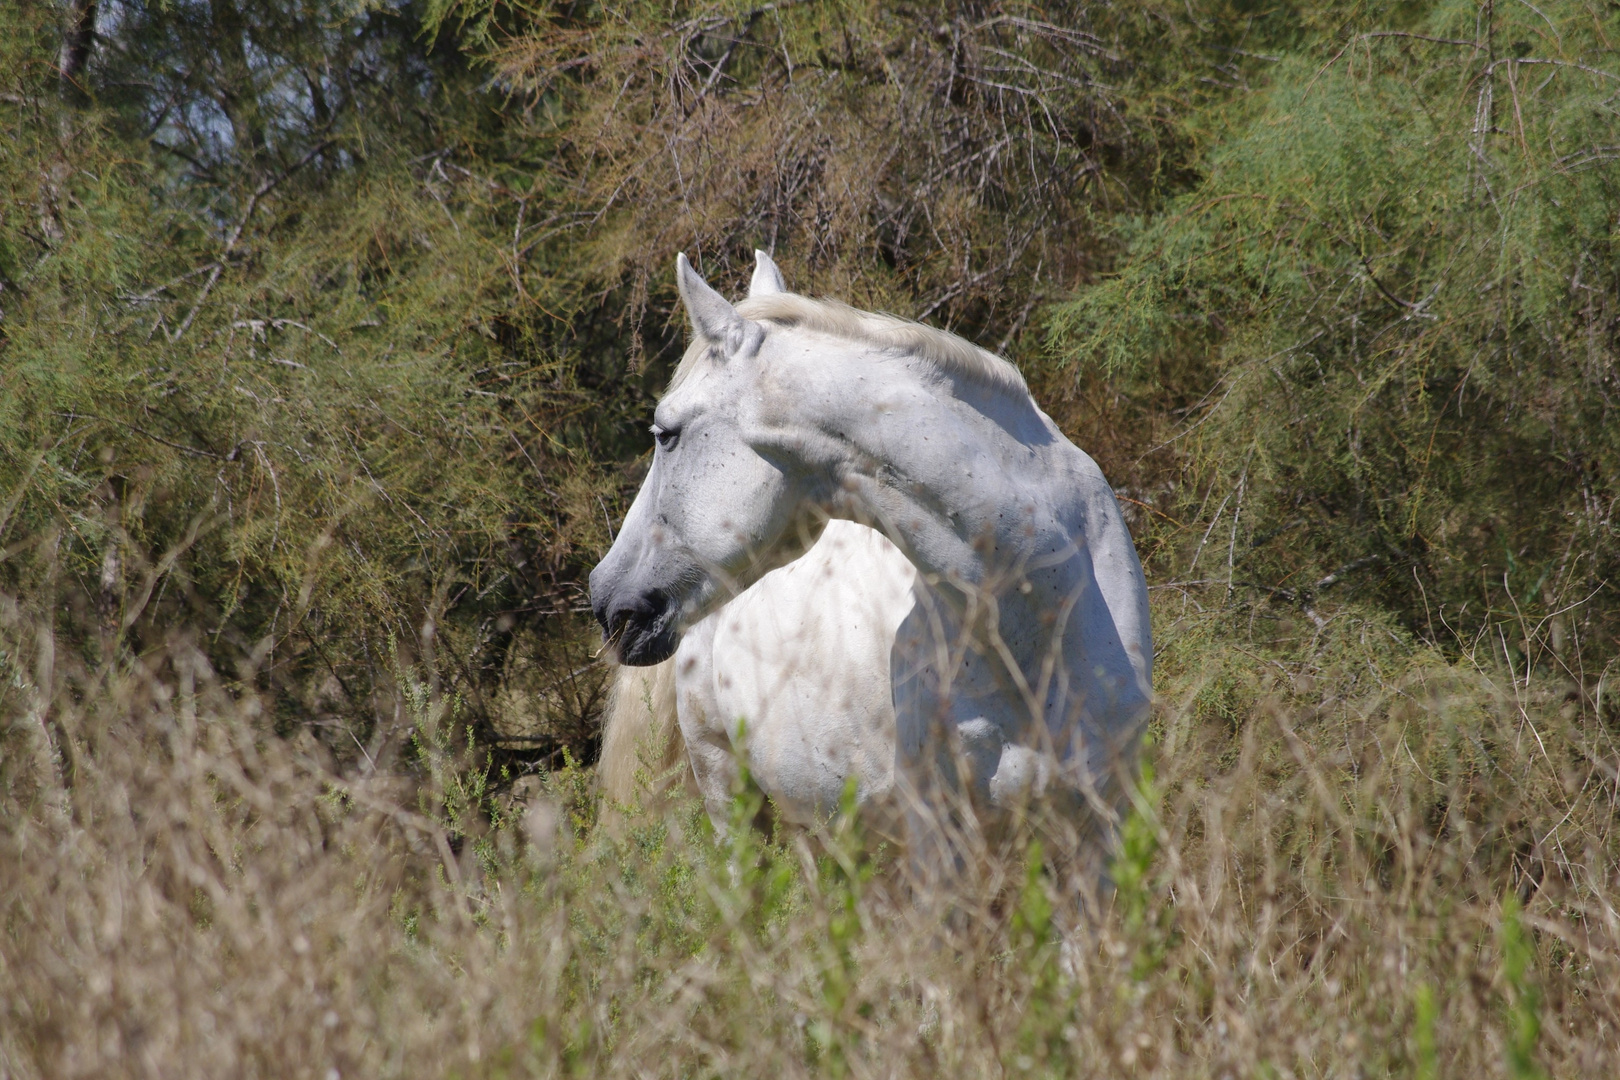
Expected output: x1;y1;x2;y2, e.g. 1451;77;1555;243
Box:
54;411;230;461
1359;31;1480;48
171;140;333;342
1485;56;1620;82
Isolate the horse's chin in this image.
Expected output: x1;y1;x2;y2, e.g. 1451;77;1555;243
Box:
612;620;680;666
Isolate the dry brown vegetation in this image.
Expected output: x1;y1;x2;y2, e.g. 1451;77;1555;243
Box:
5;586;1619;1078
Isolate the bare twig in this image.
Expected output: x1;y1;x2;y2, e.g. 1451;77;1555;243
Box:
53;411;230;461
172;140;333;342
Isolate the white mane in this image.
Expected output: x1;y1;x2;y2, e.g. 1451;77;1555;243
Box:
671;292;1028;394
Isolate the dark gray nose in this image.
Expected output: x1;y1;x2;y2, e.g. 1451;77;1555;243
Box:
588;565;637;636
596;590;658;643
588;546;681;665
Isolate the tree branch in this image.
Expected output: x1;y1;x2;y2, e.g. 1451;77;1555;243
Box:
171;140;332;342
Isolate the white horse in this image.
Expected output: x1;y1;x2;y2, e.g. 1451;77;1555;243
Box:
591;252;1152;873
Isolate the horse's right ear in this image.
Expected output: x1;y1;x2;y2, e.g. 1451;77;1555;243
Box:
676;253;763;357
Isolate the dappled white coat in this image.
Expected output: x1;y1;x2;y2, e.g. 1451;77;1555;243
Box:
674;519;916;831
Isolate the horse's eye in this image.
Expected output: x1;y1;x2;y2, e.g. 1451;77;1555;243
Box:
652;424;680;452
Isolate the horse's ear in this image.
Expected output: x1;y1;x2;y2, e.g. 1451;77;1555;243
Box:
676;253;738;342
677;253;764;357
749;249;786;296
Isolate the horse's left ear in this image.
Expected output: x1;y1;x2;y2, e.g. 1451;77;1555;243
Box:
676;253;763;357
749;249;786;296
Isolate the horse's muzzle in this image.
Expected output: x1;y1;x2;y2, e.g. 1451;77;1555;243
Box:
591;584;680;666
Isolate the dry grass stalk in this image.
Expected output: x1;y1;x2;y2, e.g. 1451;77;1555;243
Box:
4;582;1617;1078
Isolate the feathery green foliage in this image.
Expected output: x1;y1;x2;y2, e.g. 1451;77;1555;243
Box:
4;0;1620;1075
1;0;631;768
1048;0;1620;658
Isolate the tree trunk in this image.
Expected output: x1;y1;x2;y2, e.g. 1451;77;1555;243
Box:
58;0;97;98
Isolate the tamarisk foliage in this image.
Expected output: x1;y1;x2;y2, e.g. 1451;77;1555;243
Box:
2;1;626;766
1049;0;1620;662
4;2;1620;1076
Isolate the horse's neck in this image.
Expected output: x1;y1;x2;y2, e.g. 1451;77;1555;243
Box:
808;362;1095;741
811;356;1081;622
784;343;1151;733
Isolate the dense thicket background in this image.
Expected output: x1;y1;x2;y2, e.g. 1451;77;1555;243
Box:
4;1;1620;1077
5;0;1615;764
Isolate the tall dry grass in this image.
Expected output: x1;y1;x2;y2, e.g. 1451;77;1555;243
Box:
3;585;1618;1079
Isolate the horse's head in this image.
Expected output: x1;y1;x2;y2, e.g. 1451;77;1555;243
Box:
589;251;824;665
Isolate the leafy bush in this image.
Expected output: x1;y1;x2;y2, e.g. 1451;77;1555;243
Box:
1048;0;1620;662
1;1;626;770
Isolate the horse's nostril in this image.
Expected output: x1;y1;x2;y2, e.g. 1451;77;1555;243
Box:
602;594;655;641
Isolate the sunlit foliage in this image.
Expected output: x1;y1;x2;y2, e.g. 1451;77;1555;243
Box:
1049;0;1620;659
4;1;1620;1075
